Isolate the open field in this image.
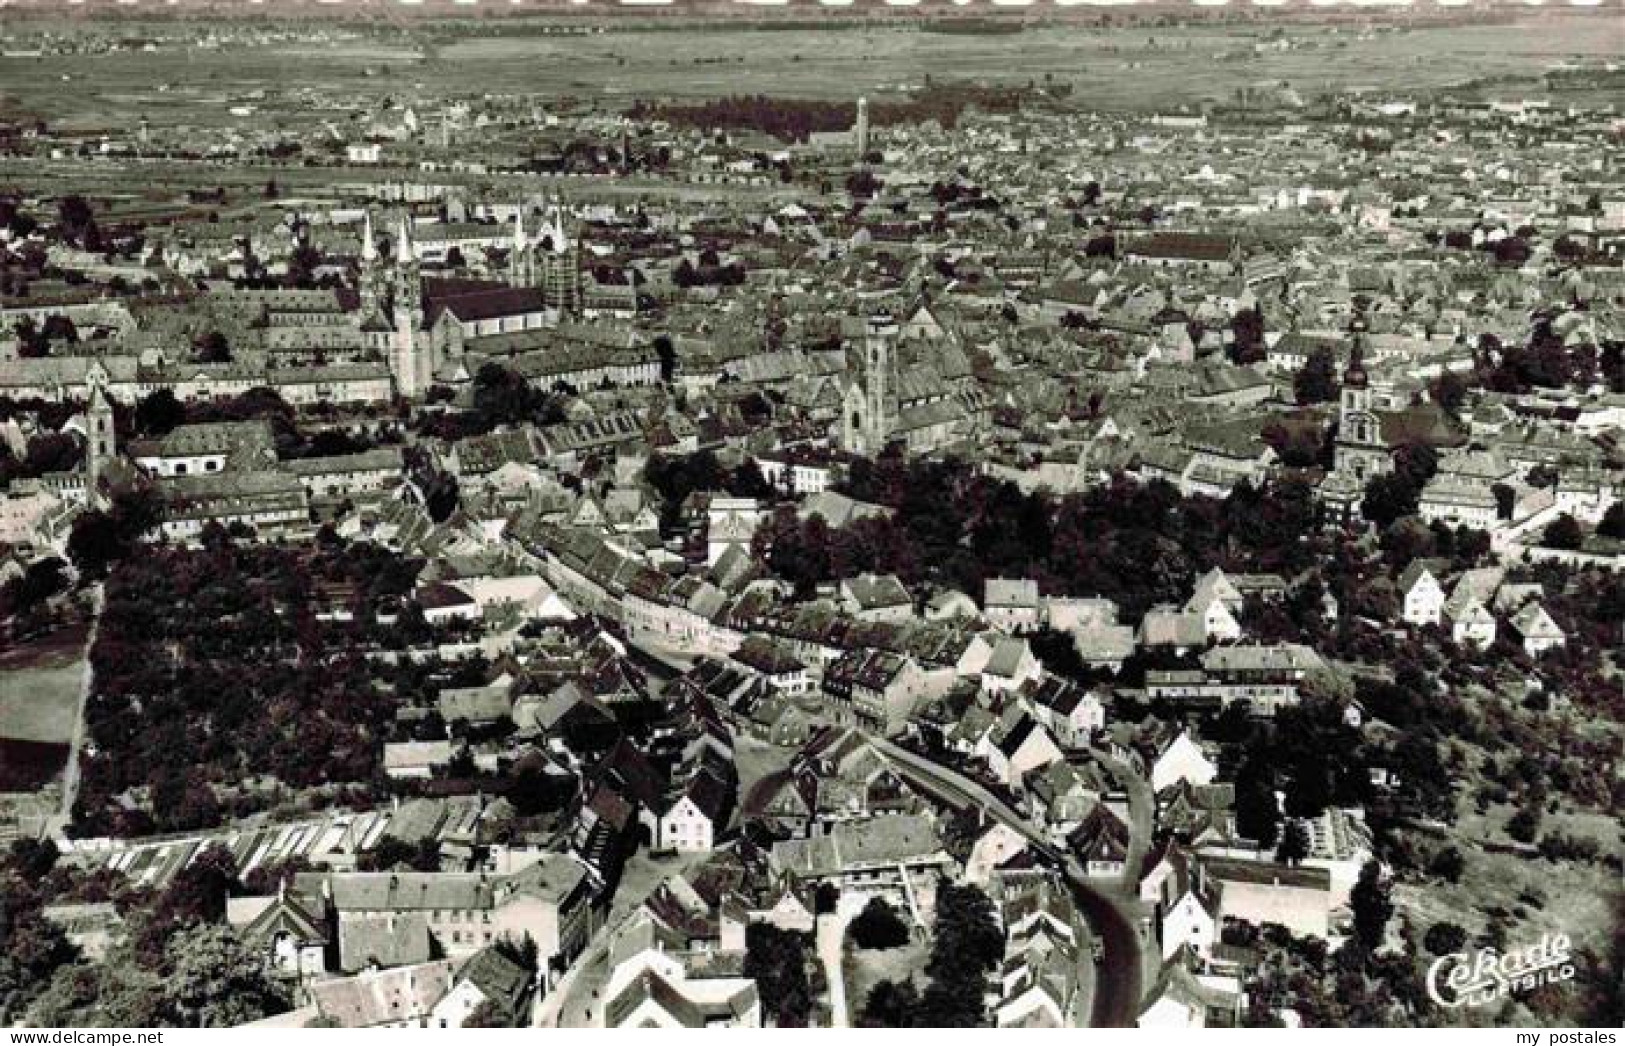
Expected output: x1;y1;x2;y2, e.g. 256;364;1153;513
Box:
1393;844;1620;1010
1390;787;1623;1023
0;622;89;746
2;15;1617;131
0;624;89;794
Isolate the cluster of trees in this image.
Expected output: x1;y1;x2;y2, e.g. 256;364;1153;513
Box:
1359;444;1440;529
0;196;40;239
1294;346;1341;405
359;835;441;873
74;540;410;836
742;922;812;1027
1261;414;1331;469
1229;305;1267;365
1082;232;1116;258
672;253;747;289
1540;513;1587;551
66;486;163;580
0;841;77;1023
644;449;775;533
630;95;861;144
755;455;1326;620
629;85;1021;145
4;841;290;1028
128;388;370;456
467;363;570;435
1478;324;1612;394
55;195;103;252
0;556;70;639
848;897;911;950
1375;518;1491;576
859;882;1003;1028
1227;699;1373;849
0;428;84;483
1238;905;1429;1027
9;315;80;359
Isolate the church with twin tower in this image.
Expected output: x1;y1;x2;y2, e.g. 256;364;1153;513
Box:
356;197;584;400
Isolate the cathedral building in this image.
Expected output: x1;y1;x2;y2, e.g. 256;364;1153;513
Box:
354;206;580;400
389;216;429;400
353;211;434;399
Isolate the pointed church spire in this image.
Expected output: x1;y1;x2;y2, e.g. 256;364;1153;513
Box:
544;194;568;254
361;211;377;263
396;215;415;264
513;206;527;250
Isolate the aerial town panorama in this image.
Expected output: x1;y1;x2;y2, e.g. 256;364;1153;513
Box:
0;0;1621;1033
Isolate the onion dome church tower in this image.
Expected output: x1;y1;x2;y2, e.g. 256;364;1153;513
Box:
1333;316;1390;484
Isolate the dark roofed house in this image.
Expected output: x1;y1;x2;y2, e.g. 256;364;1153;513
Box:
416;581;481;623
1069;805;1131;879
1124;233;1239;273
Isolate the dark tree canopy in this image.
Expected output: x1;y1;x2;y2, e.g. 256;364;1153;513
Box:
1541;514;1584;551
1294;347;1340;405
1349;860;1392;952
849;897;911;951
742;922;811;1027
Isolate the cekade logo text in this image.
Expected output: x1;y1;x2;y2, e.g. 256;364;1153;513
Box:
1426;932;1576;1009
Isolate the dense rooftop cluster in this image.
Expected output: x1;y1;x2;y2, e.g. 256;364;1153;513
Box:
1;10;1622;1033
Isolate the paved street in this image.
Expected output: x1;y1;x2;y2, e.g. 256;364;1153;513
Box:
535;849;710;1027
873;737;1149;1027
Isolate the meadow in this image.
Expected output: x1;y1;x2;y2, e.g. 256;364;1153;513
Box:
1;14;1617;132
0;623;89;792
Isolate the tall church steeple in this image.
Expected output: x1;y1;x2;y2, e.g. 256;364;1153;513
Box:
534;195;583;316
841;314;896;455
864;315;891;452
389;215;426;399
358;211;387;321
509;207;532;288
85;378;115;498
1333;313;1387;483
393;215;421;317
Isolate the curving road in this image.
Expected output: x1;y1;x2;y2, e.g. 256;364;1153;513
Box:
872;737;1148;1027
622;635;1152;1026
